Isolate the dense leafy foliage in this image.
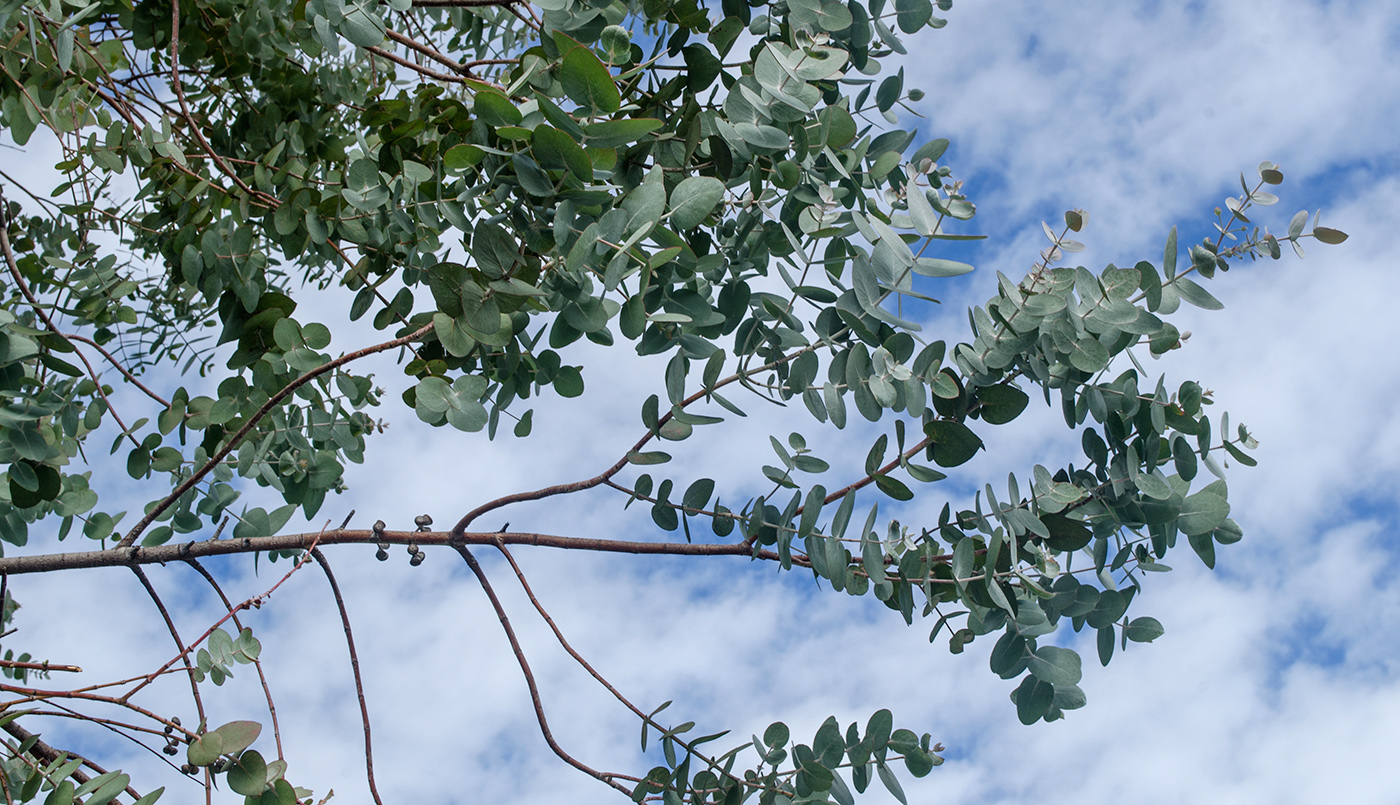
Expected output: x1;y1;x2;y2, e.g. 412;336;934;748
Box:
0;0;1346;801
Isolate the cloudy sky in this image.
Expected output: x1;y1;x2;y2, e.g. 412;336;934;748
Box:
6;1;1400;803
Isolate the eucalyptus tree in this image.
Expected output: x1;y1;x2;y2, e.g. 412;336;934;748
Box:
0;0;1348;802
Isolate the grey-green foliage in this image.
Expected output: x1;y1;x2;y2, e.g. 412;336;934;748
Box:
0;0;1350;800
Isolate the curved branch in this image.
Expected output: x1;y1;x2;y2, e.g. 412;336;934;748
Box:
0;202;144;450
384;29;474;78
64;334;171;408
310;548;385;805
168;0;276;207
450;348;813;536
184;558;284;760
489;538;750;791
122;538;322;701
452;544;631;795
116;323;433;547
129;566;207;730
366;46;471;84
409;0;527;6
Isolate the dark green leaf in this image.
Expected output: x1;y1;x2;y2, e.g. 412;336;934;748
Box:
561;47;620;113
533;125;593;181
922;420;983;467
1124;616;1165;643
1313;226;1348;244
975;384;1029;425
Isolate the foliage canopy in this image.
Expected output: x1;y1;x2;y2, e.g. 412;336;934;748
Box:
0;0;1347;801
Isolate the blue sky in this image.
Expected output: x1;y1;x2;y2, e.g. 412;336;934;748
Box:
4;1;1400;803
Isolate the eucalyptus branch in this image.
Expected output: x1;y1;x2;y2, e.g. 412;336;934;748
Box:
310;548;385;805
64;333;171;408
487;536;749;792
0;201;144;450
168;0;276;207
0;527;784;574
453;544;633;795
450;347;816;536
383;28;475;77
184;558;285;760
129;566;207;731
121;537;323;702
116;323;434;548
366;45;471;84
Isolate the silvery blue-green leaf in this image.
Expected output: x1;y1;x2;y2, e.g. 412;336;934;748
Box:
56;28;74;71
912;257;973;277
1027;646;1082;686
1174;277;1224;310
1124;617;1165;643
1135;469;1173;501
876;760;907;805
906;187;941;237
668;177;726;230
1288;209;1308;240
824;382;846;429
1177;490;1229;536
873;17;907;54
339;0;385;47
736;122;790;150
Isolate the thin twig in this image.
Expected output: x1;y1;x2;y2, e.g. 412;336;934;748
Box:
116;323;434;547
122;537;324;701
129;566;207;729
0;660;81;673
452;545;631;795
490;538;749;790
383;28;473;76
310;548;385;805
183;558;284;760
366;46;470;84
64;333;171;408
0;199;143;450
450;350;813;536
168;0;276;206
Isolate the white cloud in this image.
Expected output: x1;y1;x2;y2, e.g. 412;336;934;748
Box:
5;1;1400;803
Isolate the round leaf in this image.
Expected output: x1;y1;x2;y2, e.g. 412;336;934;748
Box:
227;750;268;796
668;177;726;230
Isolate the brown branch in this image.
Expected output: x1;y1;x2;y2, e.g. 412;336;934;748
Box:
122;537;322;702
310;548;385;805
116;323;434;547
0;529;777;575
450;349;813;536
168;0;277;207
0;721;146;801
0;201;143;450
815;434;935;510
452;544;631;795
0;660;81;673
64;334;171;408
0;684;192;740
383;29;473;77
464;58;520;69
25;701;191;782
183;558;284;760
129;566;207;729
489;539;749;791
365;46;470;84
410;0;525;6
